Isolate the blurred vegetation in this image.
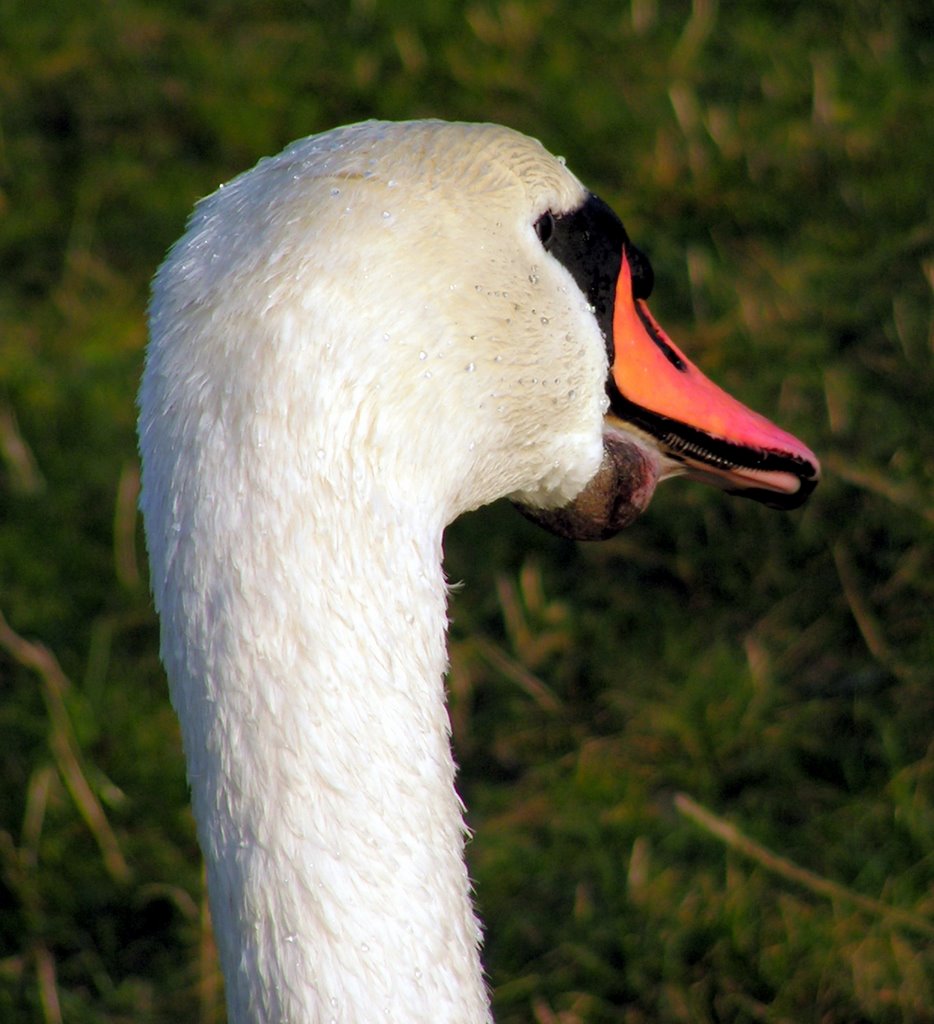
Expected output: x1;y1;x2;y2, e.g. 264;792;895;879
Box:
1;0;932;1021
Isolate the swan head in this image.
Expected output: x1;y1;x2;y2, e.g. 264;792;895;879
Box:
145;120;818;546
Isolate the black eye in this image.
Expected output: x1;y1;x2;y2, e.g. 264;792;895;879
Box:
534;211;556;249
627;244;654;300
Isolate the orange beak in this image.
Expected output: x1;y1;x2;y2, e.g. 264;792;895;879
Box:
607;251;820;510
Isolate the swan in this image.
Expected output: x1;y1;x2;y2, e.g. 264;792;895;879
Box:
138;120;819;1024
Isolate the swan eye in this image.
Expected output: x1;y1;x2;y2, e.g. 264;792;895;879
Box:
534;211;556;249
627;244;654;300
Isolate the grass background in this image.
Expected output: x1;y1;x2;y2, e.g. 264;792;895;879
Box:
1;0;932;1021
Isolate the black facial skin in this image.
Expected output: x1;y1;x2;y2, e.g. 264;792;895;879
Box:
535;193;653;362
538;194;683;375
525;193;818;523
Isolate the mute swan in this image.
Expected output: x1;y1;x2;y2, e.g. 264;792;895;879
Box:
139;120;818;1023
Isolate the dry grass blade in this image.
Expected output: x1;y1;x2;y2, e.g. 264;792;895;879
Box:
831;542;890;663
723;991;797;1024
824;454;934;525
0;829;63;1024
0;399;44;495
675;793;934;939
34;944;62;1024
0;610;130;884
114;460;141;589
21;765;55;869
473;636;563;714
831;541;911;682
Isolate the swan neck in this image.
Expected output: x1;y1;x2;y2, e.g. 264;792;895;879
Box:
167;501;489;1023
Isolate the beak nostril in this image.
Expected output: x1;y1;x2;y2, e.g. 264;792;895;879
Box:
634;300;686;372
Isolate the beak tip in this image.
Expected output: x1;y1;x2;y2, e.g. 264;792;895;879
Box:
730;461;820;510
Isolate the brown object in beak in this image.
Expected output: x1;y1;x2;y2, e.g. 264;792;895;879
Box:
516;433;661;541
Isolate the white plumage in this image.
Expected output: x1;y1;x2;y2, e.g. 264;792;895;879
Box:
140;121;620;1024
139;119;817;1023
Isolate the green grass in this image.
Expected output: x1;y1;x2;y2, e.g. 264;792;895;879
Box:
1;1;932;1021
